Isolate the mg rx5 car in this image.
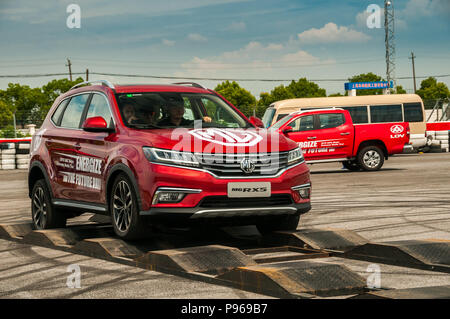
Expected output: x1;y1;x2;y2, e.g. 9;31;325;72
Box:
28;81;311;239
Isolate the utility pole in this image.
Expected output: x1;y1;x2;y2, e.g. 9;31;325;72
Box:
66;58;72;81
385;0;396;93
86;68;89;81
409;52;417;93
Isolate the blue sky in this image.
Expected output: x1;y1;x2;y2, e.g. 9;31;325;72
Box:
0;0;449;97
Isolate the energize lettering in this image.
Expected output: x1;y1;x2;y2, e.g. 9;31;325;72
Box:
76;156;102;174
298;141;317;148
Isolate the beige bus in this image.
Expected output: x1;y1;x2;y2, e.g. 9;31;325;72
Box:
262;94;427;149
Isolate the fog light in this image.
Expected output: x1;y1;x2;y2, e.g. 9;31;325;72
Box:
152;187;202;205
291;183;311;200
297;188;311;199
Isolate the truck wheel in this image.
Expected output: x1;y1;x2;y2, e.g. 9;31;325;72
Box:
256;214;300;235
357;146;384;171
110;173;147;240
31;179;66;229
342;160;361;171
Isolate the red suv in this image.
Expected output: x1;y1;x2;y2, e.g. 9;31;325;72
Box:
28;81;311;239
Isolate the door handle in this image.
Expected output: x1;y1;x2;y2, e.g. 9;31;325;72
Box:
307;136;317;140
340;132;350;136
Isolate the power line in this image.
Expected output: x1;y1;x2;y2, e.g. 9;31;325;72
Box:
1;71;449;82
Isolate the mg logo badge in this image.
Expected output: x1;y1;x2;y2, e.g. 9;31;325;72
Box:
390;125;404;134
240;158;256;174
189;128;263;146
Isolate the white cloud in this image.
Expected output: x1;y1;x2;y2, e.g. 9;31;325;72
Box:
297;22;371;44
226;21;246;32
162;39;175;46
356;7;407;31
187;33;208;42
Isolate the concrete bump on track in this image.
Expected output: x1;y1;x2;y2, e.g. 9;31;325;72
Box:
344;239;450;272
351;285;450;299
22;229;80;247
217;260;367;298
135;245;257;275
73;237;144;259
0;223;32;239
264;228;369;252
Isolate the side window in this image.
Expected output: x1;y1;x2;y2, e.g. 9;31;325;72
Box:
404;102;423;122
60;94;89;129
370;104;403;123
318;113;345;129
85;94;114;127
342;106;368;124
51;99;69;126
291;115;315;132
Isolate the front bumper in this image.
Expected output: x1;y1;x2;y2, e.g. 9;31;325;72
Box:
140;202;311;218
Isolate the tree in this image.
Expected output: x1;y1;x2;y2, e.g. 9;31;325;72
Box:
348;73;384;95
328;92;344;97
0;100;13;128
214;81;257;117
416;77;450;100
395;85;407;94
0;83;45;128
258;78;326;106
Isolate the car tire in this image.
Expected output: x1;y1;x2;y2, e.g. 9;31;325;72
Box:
256;214;300;235
357;146;384;171
342;160;361;171
110;173;147;240
31;179;67;229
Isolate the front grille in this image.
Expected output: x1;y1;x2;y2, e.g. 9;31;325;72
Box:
200;194;293;208
196;152;290;177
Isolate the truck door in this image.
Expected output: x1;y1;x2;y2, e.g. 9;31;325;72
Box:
313;111;354;160
284;114;321;161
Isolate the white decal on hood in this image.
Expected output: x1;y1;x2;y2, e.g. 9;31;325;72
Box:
188;128;263;147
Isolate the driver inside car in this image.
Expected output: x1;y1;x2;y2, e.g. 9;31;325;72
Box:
158;97;211;127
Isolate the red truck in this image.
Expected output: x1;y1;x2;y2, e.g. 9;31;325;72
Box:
271;109;412;171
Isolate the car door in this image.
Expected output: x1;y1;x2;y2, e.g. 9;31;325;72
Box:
284;114;322;161
46;93;91;201
76;92;117;205
313;111;354;160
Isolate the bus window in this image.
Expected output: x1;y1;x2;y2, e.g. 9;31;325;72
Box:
262;107;275;128
341;106;368;124
404;102;424;122
276;113;288;122
370;104;402;123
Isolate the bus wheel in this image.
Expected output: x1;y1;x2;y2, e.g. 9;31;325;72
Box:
357;146;384;171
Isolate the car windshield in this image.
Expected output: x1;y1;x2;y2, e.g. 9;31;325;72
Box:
116;92;249;129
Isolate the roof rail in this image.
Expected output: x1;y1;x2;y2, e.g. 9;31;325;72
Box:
172;82;206;89
70;80;115;91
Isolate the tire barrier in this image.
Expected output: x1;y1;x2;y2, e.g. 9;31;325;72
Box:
426;130;450;153
0;141;31;170
0;223;449;298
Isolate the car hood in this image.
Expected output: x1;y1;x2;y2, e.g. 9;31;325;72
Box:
129;127;297;153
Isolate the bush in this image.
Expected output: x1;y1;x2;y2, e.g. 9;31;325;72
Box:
0;125;25;138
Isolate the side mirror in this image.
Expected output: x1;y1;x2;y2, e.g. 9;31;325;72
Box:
249;116;265;128
82;116;114;133
282;126;293;134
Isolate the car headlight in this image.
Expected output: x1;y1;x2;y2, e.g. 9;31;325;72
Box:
143;147;200;167
287;147;304;165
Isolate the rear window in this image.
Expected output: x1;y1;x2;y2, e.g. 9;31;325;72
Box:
370;104;403;123
404;102;423;122
276;114;288;122
342;106;368;124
